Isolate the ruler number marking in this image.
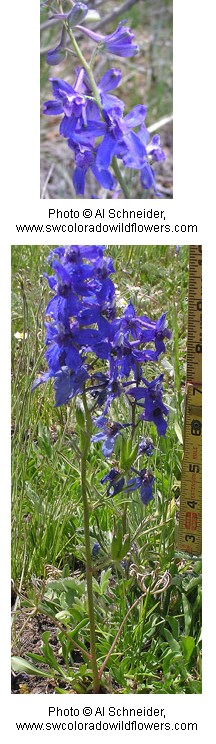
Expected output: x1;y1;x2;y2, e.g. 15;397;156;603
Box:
177;247;202;555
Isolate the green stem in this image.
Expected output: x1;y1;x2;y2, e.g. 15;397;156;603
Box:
81;392;100;693
112;157;130;199
64;25;130;199
138;589;150;658
98;592;146;679
66;26;101;108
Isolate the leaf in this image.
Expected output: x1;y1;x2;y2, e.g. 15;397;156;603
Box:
166;616;179;640
41;632;65;675
182;593;192;635
55;610;71;623
46;578;85;595
162;648;173;676
180;636;195;663
174;421;183;444
120;437;129;469
100;568;112;595
118;533;131;560
163;628;181;654
92;577;101;594
161;357;174;377
68;618;89;639
11;656;50;678
38;422;52;457
127;443;138;469
111;522;123;560
182;575;202;593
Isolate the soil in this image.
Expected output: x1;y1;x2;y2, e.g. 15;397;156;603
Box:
11;607;111;694
12;613;70;694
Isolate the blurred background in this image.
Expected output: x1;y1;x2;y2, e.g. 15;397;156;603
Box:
40;0;173;199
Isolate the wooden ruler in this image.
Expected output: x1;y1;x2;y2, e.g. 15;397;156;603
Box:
177;246;202;555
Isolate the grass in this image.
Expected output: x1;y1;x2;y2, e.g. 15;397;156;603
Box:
11;245;201;694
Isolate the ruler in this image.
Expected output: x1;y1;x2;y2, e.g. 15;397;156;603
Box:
177;246;202;555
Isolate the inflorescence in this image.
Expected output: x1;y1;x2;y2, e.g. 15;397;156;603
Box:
33;245;171;506
43;2;165;197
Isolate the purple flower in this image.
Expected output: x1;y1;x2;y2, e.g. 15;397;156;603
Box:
95;105;147;170
33;246;170;428
84;68;125;114
125;468;155;505
32;364;89;407
89;373;123;412
46;27;67;66
53;365;89;406
138;437;154;456
116;305;171;356
43;66;164;196
109;329;157;379
139;125;165;163
70;141;116;195
101;468;125;496
52;3;88;25
77;20;139;57
43;73;88;121
92;416;128;456
92;542;101;557
127;374;169;436
138;312;171;355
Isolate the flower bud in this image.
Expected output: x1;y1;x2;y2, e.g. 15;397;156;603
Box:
46;46;66;66
67;3;88;27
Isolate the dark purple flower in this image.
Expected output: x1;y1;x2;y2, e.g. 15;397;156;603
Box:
101;468;125;495
92;542;101;557
49;245;105;266
138;437;154;456
89;372;121;410
127;374;169;436
77;20;139;57
109;329;157;379
115;300;161;345
125;468;155;505
117;303;171;354
101;467;119;484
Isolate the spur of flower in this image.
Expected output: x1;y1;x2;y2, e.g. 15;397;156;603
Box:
76;19;139;58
